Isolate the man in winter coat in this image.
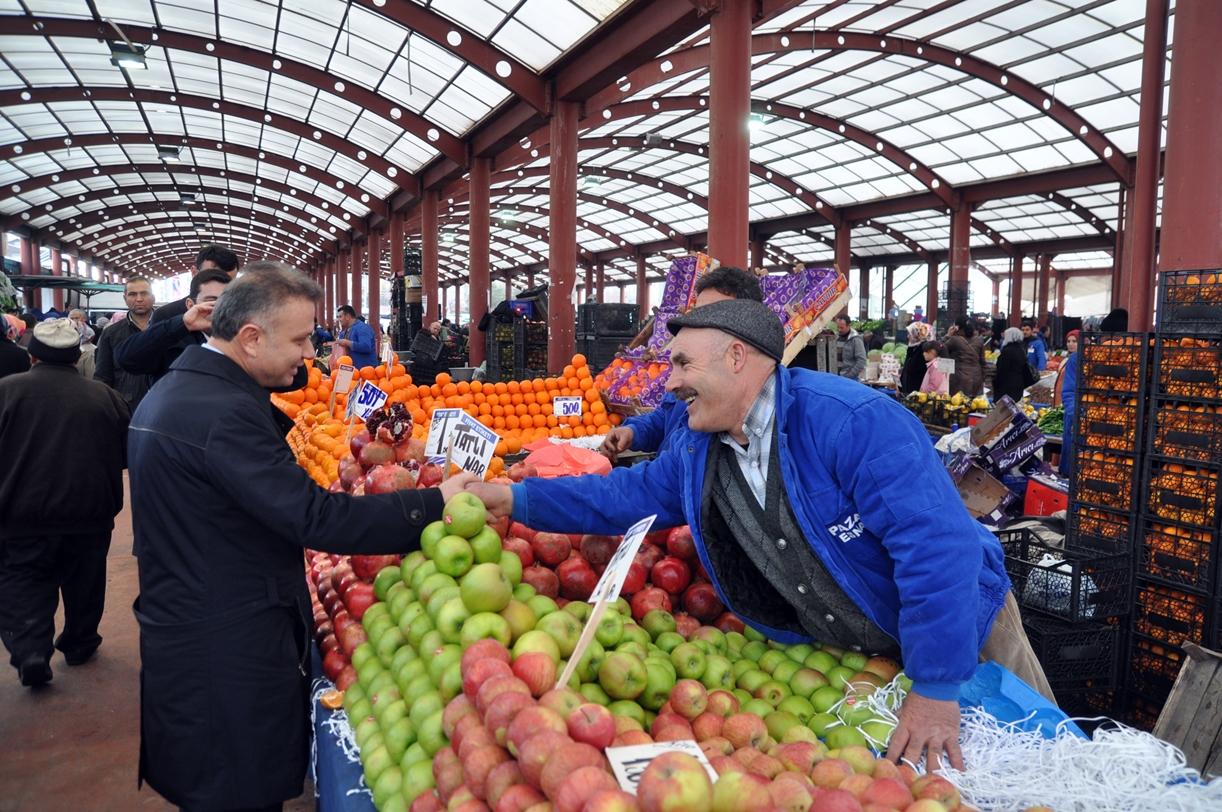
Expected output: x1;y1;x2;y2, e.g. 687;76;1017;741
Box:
468;299;1051;773
834;315;867;379
332;304;378;369
0;318;130;687
115;269;230;382
1022;320;1047;371
129;265;474;811
95;275;156;411
147;244;240;326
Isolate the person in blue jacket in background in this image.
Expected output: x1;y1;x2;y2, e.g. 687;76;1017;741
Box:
601;266;763;461
1022;319;1047;371
470;299;1052;772
1058;309;1128;478
332;304;378;369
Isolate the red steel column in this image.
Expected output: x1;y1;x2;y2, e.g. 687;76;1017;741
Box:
991;276;1002;318
549;100;579;371
337;246;349;309
1112;185;1127;309
858;265;871;319
1037;254;1052;325
368;230;382;333
389;212;405;319
421;192;439;321
19;237;33;275
1123;0;1170;332
583;264;594;303
50;245;65;311
351;239;363;317
440;285;447;322
595;263;605;302
835;223;851;316
883;265;895;317
949;205;972;320
635;254;648;322
1056;269;1067;316
455;283;463;326
469;157;491;366
1009;254;1024;325
925;259;939;324
707;0;752;268
1157;0;1222;294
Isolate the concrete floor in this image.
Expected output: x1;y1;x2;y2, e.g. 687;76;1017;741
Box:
0;477;315;811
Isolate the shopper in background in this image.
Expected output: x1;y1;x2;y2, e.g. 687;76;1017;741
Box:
150;244;240;326
95;275;156;412
833;314;866;379
0;314;31;379
602;266;763;461
0;319;130;688
408;320;448;387
919;340;949;395
67;309;97;379
115;269;230;382
129;266;474;810
468;298;1051;774
899;320;933;394
1053;329;1080;408
16;314;36;351
1022;319;1047;371
993;327;1039;403
1059;309;1127;477
331;304;377;369
944;318;984;396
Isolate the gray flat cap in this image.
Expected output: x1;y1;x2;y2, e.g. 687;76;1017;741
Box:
668;299;784;361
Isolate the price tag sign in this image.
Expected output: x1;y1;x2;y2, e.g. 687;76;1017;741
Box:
381;340;395;368
556;514;656;690
606;741;718;794
424;408;464;459
553;396;584;418
332;364;355;395
936;357;956;374
346;380;388;420
446;413;500;479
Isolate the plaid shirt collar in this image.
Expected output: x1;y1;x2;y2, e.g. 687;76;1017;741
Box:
722;373;777;449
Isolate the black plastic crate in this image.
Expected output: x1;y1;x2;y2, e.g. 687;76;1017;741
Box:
1156;269;1222;334
1078;332;1151;397
998;528;1132;623
1148;398;1222;463
1070;448;1140;513
577;337;620;375
1121;690;1165;731
1153;335;1222;402
1138;517;1219;593
1022;615;1121;687
1127;633;1186;702
578;304;640;337
1133;579;1212;647
1142;455;1221;530
1076;394;1144;454
1067;506;1134;552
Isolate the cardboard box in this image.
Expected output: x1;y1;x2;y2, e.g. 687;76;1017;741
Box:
981;423;1047;472
971;396;1029;449
952;459;1018;523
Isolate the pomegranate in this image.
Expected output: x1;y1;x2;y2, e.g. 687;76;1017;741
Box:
365;464;415;494
358;441;394;469
532;533;572;567
348;429;372;461
630;587;672;621
666;526;697;561
682;582;725;623
557;557;597;601
521;565;560;598
621;561;647;596
715;613;745;634
351;554;401;581
651;556;692;595
579;535;620;569
502;537;534;568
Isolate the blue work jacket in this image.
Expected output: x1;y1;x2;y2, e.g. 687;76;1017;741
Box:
512;366;1011;700
624;393;688;454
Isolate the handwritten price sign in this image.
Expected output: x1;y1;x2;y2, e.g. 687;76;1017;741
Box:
346;380;388;420
424;408;464;460
553;396;583;417
446;413;499;479
332;364;355;395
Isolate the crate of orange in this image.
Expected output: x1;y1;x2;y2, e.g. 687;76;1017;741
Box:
1156;269;1222;334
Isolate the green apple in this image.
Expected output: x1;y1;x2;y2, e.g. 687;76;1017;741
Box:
700;654;734;691
742;698;773;718
743;626;765;643
811;685;844;714
575;639;606;683
771;660;800;684
351;642;377;673
860;719;897;748
394;660;426;695
824;725;869;750
608;700;646;726
536;610;582;658
409;560;437;591
689;639;711;656
598;651;648;700
498;550;523;586
400;551;427;582
417;572;457;605
364;615;394;648
724;632;747;653
376;698;408;729
375;628;407;666
366;670;395;697
557;660;581;690
397;602;426;637
389;644;417;675
360;732;384;763
426;585;461;622
755;679;791;706
758;650;788;674
644;654;677;682
362;745;393;785
838;701;874;728
580;682;612;706
804;651;838;675
417;630;443;657
354;715;381;750
459;611;512;648
731;659;757;680
654;631;685;654
388;587;414;622
460;562;512;613
420;521;448;559
407;691;443;729
343;683;367;712
620;623;651;648
348;698;373;727
840;651;868;673
436;596;472;644
692;627;726;653
512;583;536;602
670;643;707;680
357;660;385;691
372;766;402;810
764;710;800;741
526;594;559;618
400;742;428;770
374;566;402;602
777;695;816;723
469;525;503;564
437;661;462;702
641;610;676;639
362;602;390;628
442;492;486;539
402;675;433;703
595;610;624;647
640;658;676;711
426;644;462;685
741;641;768;662
513;629;561;664
400;757;435;806
736;669;770;693
732;688;752;706
789;667;830;698
826;666;856;691
785;643;815;663
615;640;649;661
563;601;592;622
433;535;474;578
417;709;447;756
499;599;537;641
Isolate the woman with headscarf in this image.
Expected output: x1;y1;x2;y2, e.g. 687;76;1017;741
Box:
899;321;933;394
944;318;985;397
992;327;1038;404
1053;329;1080;407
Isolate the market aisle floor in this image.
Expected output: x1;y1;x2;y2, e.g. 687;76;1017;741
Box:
0;477;314;811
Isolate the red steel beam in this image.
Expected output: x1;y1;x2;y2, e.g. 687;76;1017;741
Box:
468;157;491;364
706;0;752;269
421;191;439;322
549;101;579;370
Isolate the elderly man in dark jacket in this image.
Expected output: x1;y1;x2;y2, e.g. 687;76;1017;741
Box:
129;265;474;811
0;318;130;687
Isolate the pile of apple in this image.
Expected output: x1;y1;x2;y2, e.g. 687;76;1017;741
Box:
310;551;403;691
509;523;741;635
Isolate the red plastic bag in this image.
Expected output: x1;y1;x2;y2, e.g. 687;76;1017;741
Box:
522;441;612;478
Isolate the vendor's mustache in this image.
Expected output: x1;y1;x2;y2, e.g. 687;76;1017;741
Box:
673;387;697;400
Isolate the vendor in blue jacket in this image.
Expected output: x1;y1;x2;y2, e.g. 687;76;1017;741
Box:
332;304;378;368
469;299;1051;772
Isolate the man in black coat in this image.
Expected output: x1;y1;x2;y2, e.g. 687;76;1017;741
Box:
129;265;475;811
0;318;130;687
95;274;156;411
115;268;230;382
148;244;240;326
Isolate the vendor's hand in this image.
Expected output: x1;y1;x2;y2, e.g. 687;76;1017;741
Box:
437;471;480;503
886;692;964;772
463;482;513;520
183;301;216;333
600;426;635;461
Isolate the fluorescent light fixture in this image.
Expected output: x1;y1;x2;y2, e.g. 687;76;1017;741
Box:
108;41;147;70
643;133;665;148
748;113;769;131
494;209;520;222
179;192;196;205
157;145;180;161
578;175;606;192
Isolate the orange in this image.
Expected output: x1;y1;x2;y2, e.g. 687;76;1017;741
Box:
435;372;451;387
457;381;471;395
336;355;353;367
563;365;576;379
495;382;508;395
507;381;521;395
320;689;344;710
572;354;587;367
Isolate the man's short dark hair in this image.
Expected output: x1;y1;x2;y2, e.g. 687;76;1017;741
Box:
920;340;941;355
195;244;240;272
239;260;292;276
336;305;357;318
189;269;231;300
835;315;852;327
694;266;763;302
211;267;323;341
125;275;151;291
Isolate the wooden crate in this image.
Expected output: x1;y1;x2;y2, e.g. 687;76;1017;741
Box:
1151;643;1222;778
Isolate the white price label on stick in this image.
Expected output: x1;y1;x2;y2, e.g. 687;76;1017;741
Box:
424;408;464;460
346;380;388;420
553;396;584;417
445;413;500;479
555;514;656;691
936;357;956;374
606;740;719;794
332;364;355;395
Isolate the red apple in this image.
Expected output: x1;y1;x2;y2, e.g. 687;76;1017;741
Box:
335;665;357;692
476;676;531;716
462;744;509;801
506;706;567;757
669;679;708;720
582;789;640;811
714;613;745;634
775;742;821;775
337;623;367;656
553;766;618;812
666;526;697;561
342;582;377;619
691;712;724;742
486;691;536;748
409;790;443;811
811;759;855;790
651;557;692;595
860;777;913;810
503;537;535;568
621;561;647;596
613;730;653;746
450;714;485;756
517;730;570;788
710;756;744;777
443;695;479;737
557;557;598;601
748;754;783;779
768;776;814;812
318;633;340;657
512;651;557;697
532;532;572;566
910;775;960;807
722;713;767;750
673;612;700;639
710;770;771;811
484;760;524;808
457;726;498;762
637;752;712;812
540;742;606;799
321;649;346;682
432;746;465;803
494;784;545;812
461;638;513;674
681;582;724;623
579;535;620;568
706;690;739;717
521;565;559;598
630;587;672;621
538;687;584;719
464;659;515;700
566;703;615;749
